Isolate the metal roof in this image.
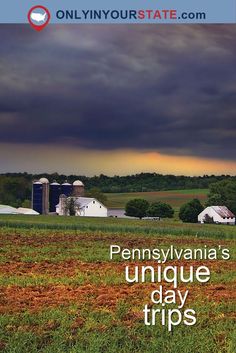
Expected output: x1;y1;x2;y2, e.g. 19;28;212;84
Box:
74;197;95;208
17;208;39;215
211;206;235;218
56;197;107;209
0;205;20;214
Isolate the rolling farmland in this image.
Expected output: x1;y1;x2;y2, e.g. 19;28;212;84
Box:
105;189;209;210
0;215;235;352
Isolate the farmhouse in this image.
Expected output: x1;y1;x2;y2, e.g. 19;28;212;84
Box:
198;206;235;225
56;195;108;217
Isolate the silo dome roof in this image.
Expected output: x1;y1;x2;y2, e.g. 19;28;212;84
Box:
73;180;84;186
39;177;49;184
50;182;60;185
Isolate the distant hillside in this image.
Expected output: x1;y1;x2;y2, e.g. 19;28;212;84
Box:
105;189;208;210
0;172;235;207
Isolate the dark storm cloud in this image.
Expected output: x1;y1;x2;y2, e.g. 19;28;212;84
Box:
0;24;236;159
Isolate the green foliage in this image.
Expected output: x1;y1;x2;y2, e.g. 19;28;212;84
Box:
0;173;235;207
0;302;235;353
65;198;76;216
0;176;31;207
0;226;235;352
85;187;107;205
105;189;208;210
207;179;236;214
147;202;174;218
0;213;236;240
179;199;204;223
125;198;149;219
21;199;31;208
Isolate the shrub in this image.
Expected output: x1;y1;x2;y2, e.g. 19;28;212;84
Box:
125;198;149;219
179;198;203;223
147;202;174;218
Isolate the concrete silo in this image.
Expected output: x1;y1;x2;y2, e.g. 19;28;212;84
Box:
58;194;67;215
73;180;85;197
39;178;49;214
49;181;61;212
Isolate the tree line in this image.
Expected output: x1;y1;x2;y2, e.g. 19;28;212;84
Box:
125;179;236;222
0;172;236;211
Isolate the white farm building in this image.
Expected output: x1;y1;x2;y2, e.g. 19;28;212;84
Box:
0;205;20;214
17;207;39;215
198;206;235;225
0;205;39;215
56;196;108;217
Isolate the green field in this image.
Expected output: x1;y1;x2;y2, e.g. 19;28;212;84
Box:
105;189;209;210
0;213;235;239
0;215;235;353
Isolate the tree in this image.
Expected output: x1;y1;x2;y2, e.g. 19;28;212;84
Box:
206;193;222;206
85;187;107;205
203;214;215;224
147;202;174;218
65;198;76;216
207;180;236;214
179;199;204;223
0;176;31;207
125;199;149;219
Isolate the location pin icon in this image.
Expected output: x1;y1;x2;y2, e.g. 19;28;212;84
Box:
28;5;51;31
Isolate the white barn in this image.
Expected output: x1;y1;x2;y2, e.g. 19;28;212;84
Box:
56;196;107;217
198;206;235;225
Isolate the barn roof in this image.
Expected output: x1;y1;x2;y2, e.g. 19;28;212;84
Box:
0;205;20;214
74;197;95;208
211;206;235;218
17;207;39;215
56;197;107;209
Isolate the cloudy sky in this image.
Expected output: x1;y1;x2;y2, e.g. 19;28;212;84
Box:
0;24;236;176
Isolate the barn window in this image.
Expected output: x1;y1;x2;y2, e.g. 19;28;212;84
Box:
100;206;101;208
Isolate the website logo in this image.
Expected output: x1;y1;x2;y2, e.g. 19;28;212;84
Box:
28;5;51;31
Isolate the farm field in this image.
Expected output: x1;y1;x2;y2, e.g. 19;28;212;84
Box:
0;216;235;352
105;189;209;210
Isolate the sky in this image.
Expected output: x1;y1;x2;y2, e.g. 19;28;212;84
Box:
0;24;236;176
